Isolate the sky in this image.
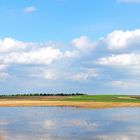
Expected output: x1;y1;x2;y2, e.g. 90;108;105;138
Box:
0;0;140;94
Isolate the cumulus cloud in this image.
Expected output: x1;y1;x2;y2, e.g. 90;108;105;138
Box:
71;36;95;51
68;29;140;56
1;28;140;91
96;53;140;67
0;37;81;81
23;6;36;13
0;37;78;65
102;29;140;50
95;29;140;78
0;47;63;65
0;37;34;53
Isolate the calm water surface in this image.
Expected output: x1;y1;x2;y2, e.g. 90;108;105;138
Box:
0;107;140;140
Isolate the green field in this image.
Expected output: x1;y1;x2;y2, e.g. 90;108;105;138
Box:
66;95;140;102
0;95;140;103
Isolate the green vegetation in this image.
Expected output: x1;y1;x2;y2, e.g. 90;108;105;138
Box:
65;95;140;103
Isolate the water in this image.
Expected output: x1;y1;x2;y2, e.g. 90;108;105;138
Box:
0;107;140;140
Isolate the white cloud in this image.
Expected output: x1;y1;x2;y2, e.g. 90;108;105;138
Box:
71;36;95;51
0;37;34;53
68;29;140;54
102;29;140;50
96;53;140;67
95;29;140;76
96;53;140;76
117;0;140;3
0;37;82;82
111;80;140;88
1;28;140;90
0;38;78;65
0;47;63;65
23;6;36;13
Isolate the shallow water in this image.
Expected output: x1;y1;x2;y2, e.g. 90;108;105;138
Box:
0;107;140;140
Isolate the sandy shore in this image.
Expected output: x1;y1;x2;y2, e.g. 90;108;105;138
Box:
0;100;140;108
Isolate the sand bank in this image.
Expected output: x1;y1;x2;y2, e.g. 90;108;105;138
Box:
0;100;140;108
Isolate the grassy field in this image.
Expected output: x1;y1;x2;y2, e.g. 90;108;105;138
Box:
66;95;140;102
0;95;140;108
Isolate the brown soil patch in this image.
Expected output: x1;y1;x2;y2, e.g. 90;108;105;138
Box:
0;100;140;108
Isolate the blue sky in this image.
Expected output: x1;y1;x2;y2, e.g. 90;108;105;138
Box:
0;0;140;94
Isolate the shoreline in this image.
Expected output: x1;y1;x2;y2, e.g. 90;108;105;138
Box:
0;100;140;108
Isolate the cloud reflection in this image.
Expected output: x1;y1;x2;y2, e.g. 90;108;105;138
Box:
0;107;139;140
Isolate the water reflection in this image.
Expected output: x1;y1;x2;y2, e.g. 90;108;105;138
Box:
0;107;139;140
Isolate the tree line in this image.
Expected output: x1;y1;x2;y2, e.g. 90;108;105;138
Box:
0;93;86;96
